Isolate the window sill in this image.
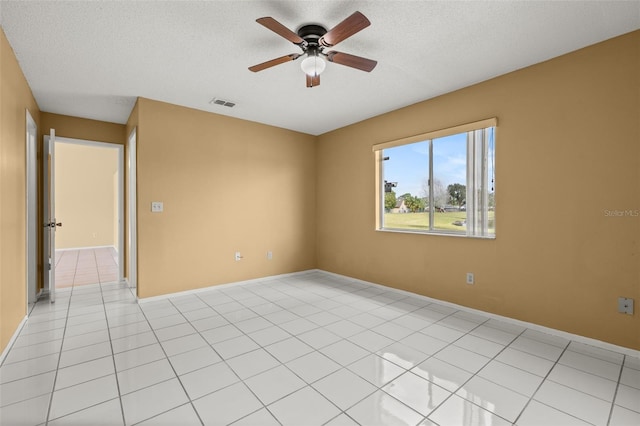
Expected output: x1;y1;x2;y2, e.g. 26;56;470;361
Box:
376;228;496;239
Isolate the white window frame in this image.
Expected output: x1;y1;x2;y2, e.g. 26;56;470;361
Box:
374;118;497;238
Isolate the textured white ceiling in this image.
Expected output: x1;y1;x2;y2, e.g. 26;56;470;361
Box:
1;1;639;135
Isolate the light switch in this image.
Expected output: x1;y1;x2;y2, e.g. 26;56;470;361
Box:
151;201;163;213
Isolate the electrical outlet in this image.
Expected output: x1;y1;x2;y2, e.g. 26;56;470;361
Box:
618;297;634;315
466;273;474;285
151;201;163;212
267;251;273;260
234;252;243;261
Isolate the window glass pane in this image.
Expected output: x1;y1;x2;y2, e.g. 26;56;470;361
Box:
376;122;495;238
382;141;429;231
432;133;467;233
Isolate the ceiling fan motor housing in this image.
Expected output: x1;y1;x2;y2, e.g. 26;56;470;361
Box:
297;24;328;50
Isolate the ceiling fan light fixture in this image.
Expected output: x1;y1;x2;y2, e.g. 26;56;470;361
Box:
300;53;326;76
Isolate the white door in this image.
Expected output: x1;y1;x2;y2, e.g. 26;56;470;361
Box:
26;111;38;304
43;129;61;303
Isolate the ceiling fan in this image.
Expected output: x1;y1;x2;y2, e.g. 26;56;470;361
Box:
248;11;377;88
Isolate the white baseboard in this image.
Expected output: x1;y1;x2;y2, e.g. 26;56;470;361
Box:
55;245;115;252
318;270;640;358
0;316;28;365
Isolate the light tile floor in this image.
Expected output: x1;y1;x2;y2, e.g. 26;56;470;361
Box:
55;247;119;288
1;271;639;425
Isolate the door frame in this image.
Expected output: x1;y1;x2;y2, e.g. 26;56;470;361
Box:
127;128;138;290
42;131;56;301
41;136;125;292
25;110;38;305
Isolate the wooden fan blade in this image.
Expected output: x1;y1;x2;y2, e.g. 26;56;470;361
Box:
249;54;300;72
320;11;370;47
306;74;320;88
326;51;377;72
256;17;306;46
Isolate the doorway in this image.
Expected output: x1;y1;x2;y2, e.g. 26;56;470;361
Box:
40;136;125;295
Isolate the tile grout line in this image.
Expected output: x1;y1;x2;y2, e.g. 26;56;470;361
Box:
44;283;123;422
97;273;128;426
70;249;78;287
44;282;74;425
538;349;626;407
606;354;626;426
470;328;534;425
136;298;206;425
410;314;507;424
511;341;580;425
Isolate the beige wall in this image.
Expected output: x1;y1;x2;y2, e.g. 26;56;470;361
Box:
316;31;640;350
0;28;41;353
54;142;119;249
41;112;125;146
135;98;317;298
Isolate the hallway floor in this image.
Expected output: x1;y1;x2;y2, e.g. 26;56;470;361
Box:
54;247;119;288
1;271;639;425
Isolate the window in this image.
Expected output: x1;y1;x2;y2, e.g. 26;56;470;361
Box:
374;118;496;238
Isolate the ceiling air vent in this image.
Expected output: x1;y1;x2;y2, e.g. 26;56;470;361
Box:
210;98;236;108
